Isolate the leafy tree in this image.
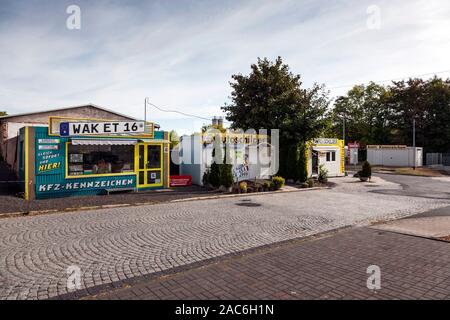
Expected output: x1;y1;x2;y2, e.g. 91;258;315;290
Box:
424;77;450;152
221;57;329;177
329;77;450;154
0;111;7;117
330;82;390;145
386;77;450;153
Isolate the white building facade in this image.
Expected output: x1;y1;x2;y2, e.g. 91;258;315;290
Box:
367;145;423;167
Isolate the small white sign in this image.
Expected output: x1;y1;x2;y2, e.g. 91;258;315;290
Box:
38;145;59;150
313;138;338;145
38;138;60;144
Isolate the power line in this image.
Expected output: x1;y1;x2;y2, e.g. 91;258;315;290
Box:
145;68;450;121
145;99;232;123
328;69;450;90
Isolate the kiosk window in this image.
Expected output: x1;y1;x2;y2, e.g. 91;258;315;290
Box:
326;151;336;162
68;144;135;176
147;145;161;169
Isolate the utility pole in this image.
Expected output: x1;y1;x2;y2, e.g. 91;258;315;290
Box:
144;98;147;123
342;116;345;144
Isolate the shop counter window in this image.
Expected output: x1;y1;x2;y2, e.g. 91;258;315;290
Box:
67;144;135;176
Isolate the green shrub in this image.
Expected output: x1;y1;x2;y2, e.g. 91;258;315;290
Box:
209;140;223;188
220;146;234;188
202;169;210;186
286;145;299;181
220;163;234;188
318;164;328;183
209;162;221;188
271;176;285;190
263;181;271;191
307;178;315;188
297;143;308;183
239;181;247;193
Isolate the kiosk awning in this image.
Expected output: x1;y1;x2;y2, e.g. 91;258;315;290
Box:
71;139;138;146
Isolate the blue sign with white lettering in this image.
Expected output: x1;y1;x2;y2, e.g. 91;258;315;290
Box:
60;122;69;136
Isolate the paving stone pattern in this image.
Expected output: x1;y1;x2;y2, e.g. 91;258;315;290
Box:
90;228;450;300
0;177;448;299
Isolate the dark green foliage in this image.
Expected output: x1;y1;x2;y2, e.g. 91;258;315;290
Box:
209;163;220;188
330;77;450;154
297;143;308;183
271;176;285;190
220;149;234;188
360;161;372;178
285;145;299;181
318;164;328;183
221;57;330;177
202;169;210;186
209;141;222;188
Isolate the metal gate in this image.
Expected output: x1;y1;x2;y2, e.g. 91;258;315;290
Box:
426;153;450;166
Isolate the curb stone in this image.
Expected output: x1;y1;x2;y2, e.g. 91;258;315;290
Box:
0;186;329;219
169;186;328;203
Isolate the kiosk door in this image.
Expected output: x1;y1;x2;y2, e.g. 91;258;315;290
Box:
136;144;163;188
311;150;319;176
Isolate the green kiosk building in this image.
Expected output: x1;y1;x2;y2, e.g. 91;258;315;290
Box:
16;114;170;200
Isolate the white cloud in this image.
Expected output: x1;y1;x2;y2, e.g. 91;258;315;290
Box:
1;0;449;133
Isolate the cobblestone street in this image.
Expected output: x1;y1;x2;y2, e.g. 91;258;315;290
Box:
0;176;448;299
88;227;450;300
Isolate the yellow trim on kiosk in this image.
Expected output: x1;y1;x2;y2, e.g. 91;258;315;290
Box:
134;143;163;188
24;127;29;200
65;141;137;179
167;144;170;188
48;116;155;139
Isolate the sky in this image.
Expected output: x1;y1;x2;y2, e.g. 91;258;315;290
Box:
1;0;450;135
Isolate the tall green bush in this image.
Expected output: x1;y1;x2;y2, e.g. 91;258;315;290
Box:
202;169;210;186
360;161;372;178
209;140;222;188
220;147;234;188
285;145;299;181
297;143;308;183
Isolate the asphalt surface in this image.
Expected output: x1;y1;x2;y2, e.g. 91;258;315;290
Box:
373;173;450;200
373;173;450;218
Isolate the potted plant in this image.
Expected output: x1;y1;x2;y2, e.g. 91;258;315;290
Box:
239;181;248;193
318;164;328;184
358;161;372;182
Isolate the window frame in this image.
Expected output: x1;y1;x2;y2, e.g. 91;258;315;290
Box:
65;142;136;179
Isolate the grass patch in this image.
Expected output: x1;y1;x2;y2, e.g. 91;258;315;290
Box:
373;166;446;177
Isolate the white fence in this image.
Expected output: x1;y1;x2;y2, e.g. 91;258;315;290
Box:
426;153;450;166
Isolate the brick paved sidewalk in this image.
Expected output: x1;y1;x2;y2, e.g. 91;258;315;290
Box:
86;228;450;300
